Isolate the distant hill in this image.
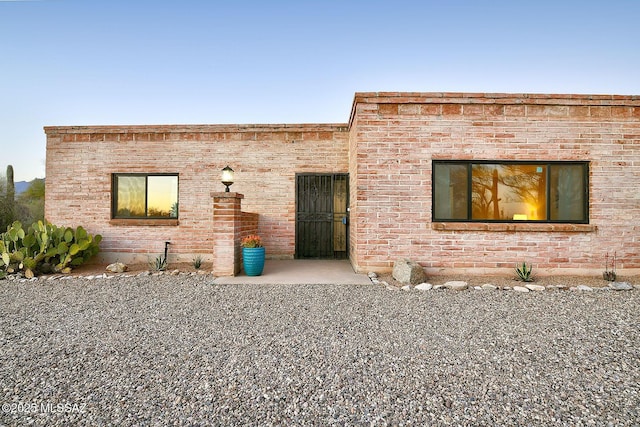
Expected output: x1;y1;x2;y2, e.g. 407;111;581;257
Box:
3;179;44;196
15;181;31;194
15;181;30;195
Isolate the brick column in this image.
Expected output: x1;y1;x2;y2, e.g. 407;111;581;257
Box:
211;192;244;276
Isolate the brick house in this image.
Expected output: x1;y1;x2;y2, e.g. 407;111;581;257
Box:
44;92;640;276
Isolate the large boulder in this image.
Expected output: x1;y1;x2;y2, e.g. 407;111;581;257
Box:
392;258;427;285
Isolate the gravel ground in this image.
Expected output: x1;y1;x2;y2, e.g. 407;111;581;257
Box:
1;275;639;426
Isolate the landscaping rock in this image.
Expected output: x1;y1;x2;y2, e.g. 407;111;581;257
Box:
481;284;498;291
525;284;546;292
443;281;468;291
576;285;594;292
392;258;427;285
513;286;530;293
609;282;633;291
415;283;433;291
1;276;638;426
106;262;128;273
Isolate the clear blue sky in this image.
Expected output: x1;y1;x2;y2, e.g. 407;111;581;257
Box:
2;0;639;182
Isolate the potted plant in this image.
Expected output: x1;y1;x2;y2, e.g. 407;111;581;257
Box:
241;234;265;276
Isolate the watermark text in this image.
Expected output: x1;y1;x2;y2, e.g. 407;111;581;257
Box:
2;401;86;415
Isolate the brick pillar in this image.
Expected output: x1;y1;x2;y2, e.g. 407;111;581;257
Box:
212;192;244;276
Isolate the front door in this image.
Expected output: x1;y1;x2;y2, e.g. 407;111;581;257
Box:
295;173;349;259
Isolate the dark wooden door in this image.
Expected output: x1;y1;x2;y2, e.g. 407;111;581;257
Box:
295;174;349;259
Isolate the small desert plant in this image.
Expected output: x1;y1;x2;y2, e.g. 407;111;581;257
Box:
515;261;534;282
192;255;203;269
151;255;167;271
603;252;617;281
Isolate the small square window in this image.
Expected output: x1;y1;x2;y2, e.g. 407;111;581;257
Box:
112;174;178;219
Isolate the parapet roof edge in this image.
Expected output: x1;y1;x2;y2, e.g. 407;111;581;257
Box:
44;123;348;134
347;91;640;128
354;91;640;101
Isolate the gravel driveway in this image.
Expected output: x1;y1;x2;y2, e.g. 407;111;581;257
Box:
1;275;638;426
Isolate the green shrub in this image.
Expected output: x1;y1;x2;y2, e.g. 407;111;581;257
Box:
0;220;102;277
151;255;167;271
515;261;534;282
192;255;203;269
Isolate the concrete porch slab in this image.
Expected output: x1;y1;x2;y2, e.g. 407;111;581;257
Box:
213;260;372;285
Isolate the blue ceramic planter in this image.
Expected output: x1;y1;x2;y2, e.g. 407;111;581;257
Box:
242;247;265;276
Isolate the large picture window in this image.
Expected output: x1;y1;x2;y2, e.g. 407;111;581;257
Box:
433;161;588;223
112;174;179;219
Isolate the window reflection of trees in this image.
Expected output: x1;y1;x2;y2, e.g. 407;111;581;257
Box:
471;165;500;219
434;161;587;222
472;165;546;220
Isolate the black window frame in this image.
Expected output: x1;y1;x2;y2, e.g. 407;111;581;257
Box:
432;160;589;224
111;173;179;219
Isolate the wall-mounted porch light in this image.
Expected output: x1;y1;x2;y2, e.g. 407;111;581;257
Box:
221;165;234;192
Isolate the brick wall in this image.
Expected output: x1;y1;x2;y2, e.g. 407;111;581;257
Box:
45;124;349;265
348;93;640;275
45;92;640;276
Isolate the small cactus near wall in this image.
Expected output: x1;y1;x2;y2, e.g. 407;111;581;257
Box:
515;261;534;282
603;252;617;281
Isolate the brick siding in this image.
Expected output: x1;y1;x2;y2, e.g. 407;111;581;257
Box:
348;93;640;275
45;92;640;275
45;124;349;265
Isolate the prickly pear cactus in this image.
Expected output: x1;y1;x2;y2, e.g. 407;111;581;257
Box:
0;220;102;278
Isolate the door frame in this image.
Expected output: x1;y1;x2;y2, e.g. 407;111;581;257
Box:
294;173;349;259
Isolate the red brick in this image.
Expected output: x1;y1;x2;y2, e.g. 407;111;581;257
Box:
568;106;590;117
463;104;483;115
611;106;632;118
420;104;441;115
504;105;525;116
442;104;462;115
378;104;398;115
527;105;568;117
484;105;504;116
590;106;611;117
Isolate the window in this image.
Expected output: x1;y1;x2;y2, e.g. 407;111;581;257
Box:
433;161;588;223
112;174;178;219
